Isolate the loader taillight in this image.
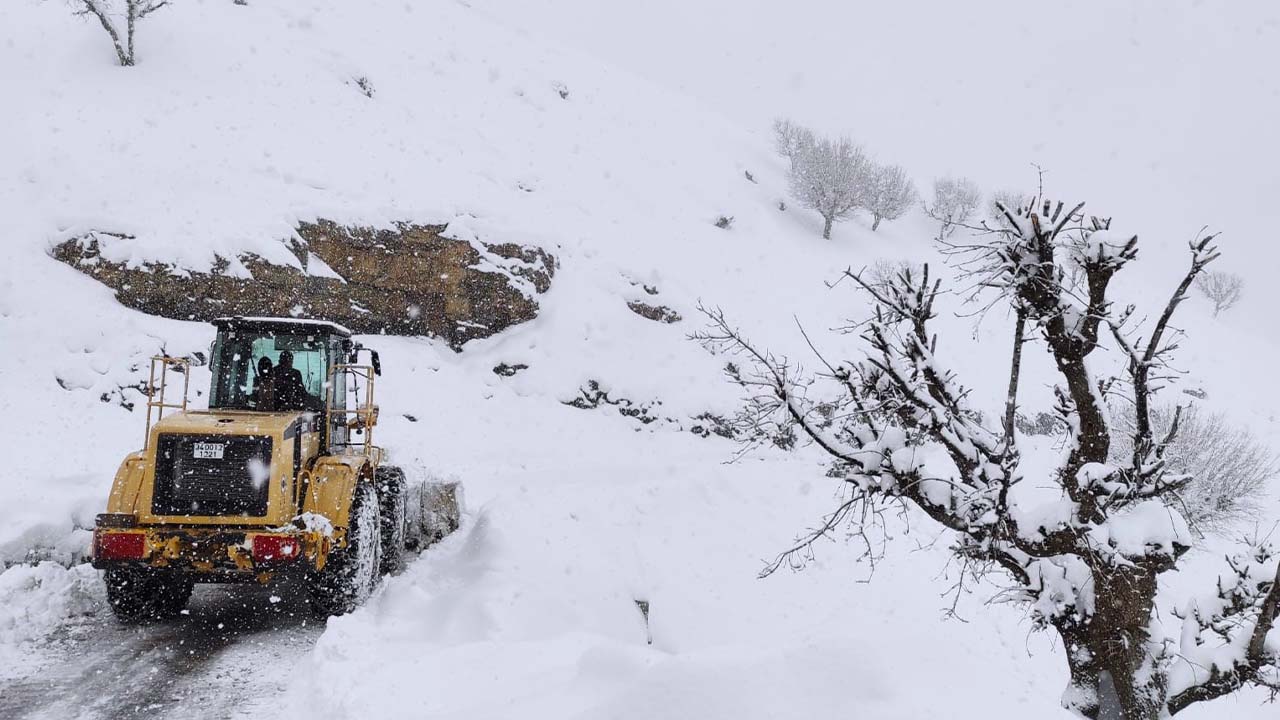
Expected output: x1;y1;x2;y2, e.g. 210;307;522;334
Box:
252;534;301;563
94;531;146;561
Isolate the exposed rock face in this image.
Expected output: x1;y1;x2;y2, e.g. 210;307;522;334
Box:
52;221;555;349
626;301;681;324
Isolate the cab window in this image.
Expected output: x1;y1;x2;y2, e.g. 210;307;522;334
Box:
210;330;328;411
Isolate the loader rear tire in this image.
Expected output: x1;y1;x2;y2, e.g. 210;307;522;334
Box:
103;567;192;623
153;574;194;618
307;481;382;617
104;567;153;623
375;465;407;575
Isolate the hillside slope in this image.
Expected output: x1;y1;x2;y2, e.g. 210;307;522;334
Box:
0;1;1275;718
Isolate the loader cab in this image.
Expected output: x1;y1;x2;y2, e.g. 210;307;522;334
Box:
208;317;352;416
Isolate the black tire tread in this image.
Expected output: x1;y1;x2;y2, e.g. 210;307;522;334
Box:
375;465;408;575
307;481;382;617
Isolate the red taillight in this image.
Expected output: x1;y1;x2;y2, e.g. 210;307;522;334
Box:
252;534;301;563
94;531;146;560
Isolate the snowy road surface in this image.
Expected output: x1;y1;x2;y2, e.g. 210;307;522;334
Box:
0;582;322;720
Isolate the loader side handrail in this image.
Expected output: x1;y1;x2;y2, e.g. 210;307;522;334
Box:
326;364;377;455
144;356;191;449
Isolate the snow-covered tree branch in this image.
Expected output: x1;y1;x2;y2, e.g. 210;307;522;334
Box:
698;197;1280;720
69;0;169;66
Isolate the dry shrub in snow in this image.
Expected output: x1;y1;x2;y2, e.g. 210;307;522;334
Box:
70;0;170;66
1194;269;1243;317
863;163;917;231
699;199;1280;719
773;119;872;240
925;176;982;238
1110;404;1274;537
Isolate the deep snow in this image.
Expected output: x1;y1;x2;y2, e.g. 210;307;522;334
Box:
1;1;1277;718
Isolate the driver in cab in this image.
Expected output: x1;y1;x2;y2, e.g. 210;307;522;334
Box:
273;350;310;410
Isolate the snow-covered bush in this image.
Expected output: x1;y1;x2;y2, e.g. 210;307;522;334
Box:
1194;269;1244;317
699;200;1280;719
69;0;170;66
925;176;982;238
862;163;917;231
1110;404;1274;536
773;119;871;240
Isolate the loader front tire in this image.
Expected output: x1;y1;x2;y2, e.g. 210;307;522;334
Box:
308;481;382;617
375;465;407;575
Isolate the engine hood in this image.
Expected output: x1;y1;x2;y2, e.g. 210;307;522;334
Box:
152;410;316;439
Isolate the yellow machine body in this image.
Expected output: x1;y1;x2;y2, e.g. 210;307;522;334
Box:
93;319;383;584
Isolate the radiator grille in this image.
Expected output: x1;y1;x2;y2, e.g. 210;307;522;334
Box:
152;434;273;517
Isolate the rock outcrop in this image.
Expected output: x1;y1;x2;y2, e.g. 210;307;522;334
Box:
53;220;555;349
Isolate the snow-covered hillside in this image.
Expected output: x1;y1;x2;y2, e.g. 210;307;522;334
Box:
1;1;1276;718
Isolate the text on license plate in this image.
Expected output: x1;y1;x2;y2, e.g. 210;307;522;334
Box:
193;442;225;460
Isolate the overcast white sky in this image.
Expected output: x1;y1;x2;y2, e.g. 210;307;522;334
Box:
484;0;1278;276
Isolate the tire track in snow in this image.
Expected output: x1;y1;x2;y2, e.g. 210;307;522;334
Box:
0;582;323;720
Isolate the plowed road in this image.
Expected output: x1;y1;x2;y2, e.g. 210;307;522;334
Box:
0;583;322;720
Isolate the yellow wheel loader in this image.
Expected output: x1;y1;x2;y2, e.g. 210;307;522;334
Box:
91;317;455;621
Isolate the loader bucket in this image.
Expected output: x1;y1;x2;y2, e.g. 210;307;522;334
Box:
405;481;463;550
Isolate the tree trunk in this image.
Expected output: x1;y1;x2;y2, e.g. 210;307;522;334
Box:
822;215;833;240
84;1;131;66
1061;566;1167;720
126;0;137;66
871;214;882;231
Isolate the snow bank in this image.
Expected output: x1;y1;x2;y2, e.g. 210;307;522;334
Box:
291;441;1067;719
0;563;100;647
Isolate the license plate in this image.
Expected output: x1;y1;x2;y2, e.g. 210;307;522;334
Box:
193;442;225;460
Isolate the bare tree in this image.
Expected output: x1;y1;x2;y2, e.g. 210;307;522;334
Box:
775;121;872;240
987;190;1030;229
925;176;982;239
865;258;913;292
1194;270;1244;317
772;118;815;162
1110;404;1274;537
697;199;1280;719
70;0;170;67
862;163;917;231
